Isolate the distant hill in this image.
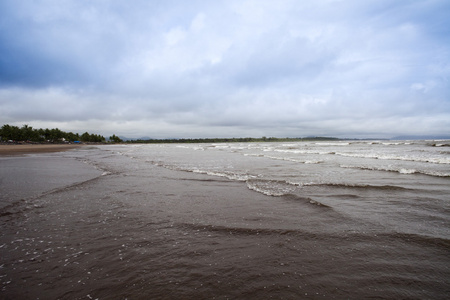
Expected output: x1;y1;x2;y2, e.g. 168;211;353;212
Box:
392;135;450;140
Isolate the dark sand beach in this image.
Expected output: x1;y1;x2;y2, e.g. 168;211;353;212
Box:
0;144;82;156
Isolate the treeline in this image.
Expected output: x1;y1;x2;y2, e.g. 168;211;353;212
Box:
130;136;339;144
0;124;106;143
1;124;340;144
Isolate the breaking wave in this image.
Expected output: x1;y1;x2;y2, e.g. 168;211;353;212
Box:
340;164;450;177
246;179;298;196
302;182;410;191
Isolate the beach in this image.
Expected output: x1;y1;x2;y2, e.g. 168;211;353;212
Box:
0;142;449;299
0;144;82;156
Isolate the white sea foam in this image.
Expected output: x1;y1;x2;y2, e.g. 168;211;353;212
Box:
315;142;350;146
399;168;417;174
211;145;229;149
382;142;402;145
246;179;297;196
339;164;449;177
274;149;333;155
334;151;450;164
244;153;322;164
192;169;256;181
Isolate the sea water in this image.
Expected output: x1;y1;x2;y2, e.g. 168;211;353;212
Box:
1;141;449;299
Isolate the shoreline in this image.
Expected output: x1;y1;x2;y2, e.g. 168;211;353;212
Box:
0;144;83;156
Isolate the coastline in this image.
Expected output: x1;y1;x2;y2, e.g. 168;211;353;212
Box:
0;144;82;156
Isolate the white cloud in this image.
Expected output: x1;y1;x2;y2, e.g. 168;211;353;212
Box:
0;0;449;138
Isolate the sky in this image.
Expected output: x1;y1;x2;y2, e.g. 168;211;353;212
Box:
1;0;449;139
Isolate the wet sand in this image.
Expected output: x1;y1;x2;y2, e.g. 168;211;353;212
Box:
0;144;82;156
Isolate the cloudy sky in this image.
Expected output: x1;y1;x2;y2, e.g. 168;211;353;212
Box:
1;0;449;139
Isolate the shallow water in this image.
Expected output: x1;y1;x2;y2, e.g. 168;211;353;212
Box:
1;141;449;299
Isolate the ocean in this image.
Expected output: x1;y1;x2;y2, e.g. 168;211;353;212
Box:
1;141;449;299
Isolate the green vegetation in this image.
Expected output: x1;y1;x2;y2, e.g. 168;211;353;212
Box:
1;123;340;144
109;134;123;143
0;124;106;143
